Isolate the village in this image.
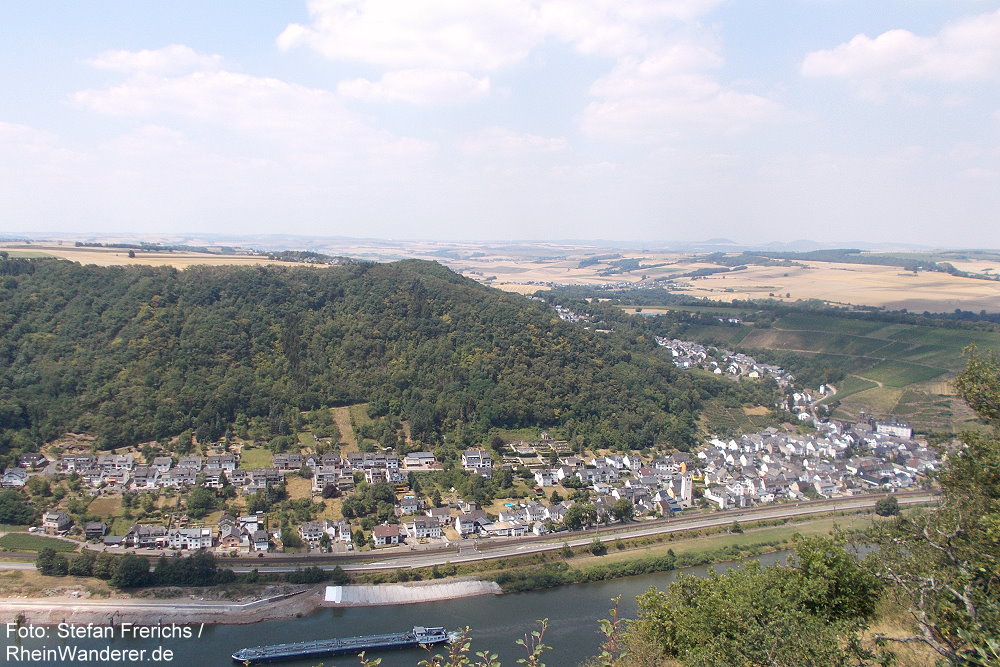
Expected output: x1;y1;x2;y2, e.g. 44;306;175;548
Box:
7;406;935;558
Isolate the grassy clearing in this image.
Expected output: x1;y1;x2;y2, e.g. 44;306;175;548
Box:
331;407;358;451
0;533;79;552
285;475;314;501
297;431;317;447
495;427;544;441
318;497;343;520
239;447;272;469
109;517;133;536
87;496;122;517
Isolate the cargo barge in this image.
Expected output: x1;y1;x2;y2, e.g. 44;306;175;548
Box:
231;626;450;663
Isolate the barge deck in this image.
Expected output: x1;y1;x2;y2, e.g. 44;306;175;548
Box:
231;626;450;663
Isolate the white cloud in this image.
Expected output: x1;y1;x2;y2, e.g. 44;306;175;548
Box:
278;0;542;71
582;41;780;141
460;126;568;156
539;0;724;57
802;9;1000;90
73;57;432;160
338;69;490;105
87;44;223;75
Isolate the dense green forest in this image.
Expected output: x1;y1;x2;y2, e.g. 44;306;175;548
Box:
0;257;766;459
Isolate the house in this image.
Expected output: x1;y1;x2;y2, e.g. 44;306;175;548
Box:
162;467;197;488
168;527;213;550
178;456;203;471
407;516;442;539
17;453;47;469
124;523;168;549
398;495;423;515
272;453;304;471
1;469;28;487
324;519;352;543
97;454;135;471
84;521;107;539
403;451;437;467
486;521;527;537
217;524;247;551
59;454;95;472
42;510;71;535
313;466;347;493
298;521;325;547
345;453;400;471
151;456;173;472
455;509;489;536
205;454;238;472
252;529;271;552
533;468;558;487
426;507;452;525
130;466;160;490
462;449;493;473
373;524;402;546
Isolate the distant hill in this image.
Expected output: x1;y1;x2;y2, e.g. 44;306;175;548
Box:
0;257;750;457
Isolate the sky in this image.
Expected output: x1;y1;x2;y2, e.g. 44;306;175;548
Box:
1;1;999;246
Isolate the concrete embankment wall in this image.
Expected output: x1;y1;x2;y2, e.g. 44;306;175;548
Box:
325;580;501;606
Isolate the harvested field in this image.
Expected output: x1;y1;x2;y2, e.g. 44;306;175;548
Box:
674;261;1000;313
1;244;307;269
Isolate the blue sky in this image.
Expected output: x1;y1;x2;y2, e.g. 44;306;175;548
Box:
2;1;998;245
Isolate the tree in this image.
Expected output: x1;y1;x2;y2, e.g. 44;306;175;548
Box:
589;537;607;556
874;495;899;517
25;476;51;497
185;486;216;519
127;250;135;259
321;483;341;499
318;532;331;552
111;553;150;588
610;499;634;523
627;537;884;666
564;502;597;531
431;489;443;508
549;490;563;504
36;547;68;576
280;525;303;550
68;551;96;577
352;529;366;549
866;347;1000;662
0;489;36;524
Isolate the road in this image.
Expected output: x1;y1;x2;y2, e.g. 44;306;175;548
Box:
0;493;935;574
234;493;935;573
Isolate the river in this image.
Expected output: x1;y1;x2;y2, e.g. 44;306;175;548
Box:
3;552;789;667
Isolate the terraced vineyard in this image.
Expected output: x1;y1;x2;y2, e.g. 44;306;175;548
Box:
703;311;1000;432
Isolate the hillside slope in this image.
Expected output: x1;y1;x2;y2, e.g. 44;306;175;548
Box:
0;257;750;455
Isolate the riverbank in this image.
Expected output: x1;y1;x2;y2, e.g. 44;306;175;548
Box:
0;511;877;625
0;586;323;626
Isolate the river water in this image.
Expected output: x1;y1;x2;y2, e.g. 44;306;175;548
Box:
4;552;789;667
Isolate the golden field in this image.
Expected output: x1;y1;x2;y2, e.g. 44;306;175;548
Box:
6;238;1000;313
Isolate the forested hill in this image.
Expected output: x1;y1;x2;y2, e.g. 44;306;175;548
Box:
0;257;753;457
